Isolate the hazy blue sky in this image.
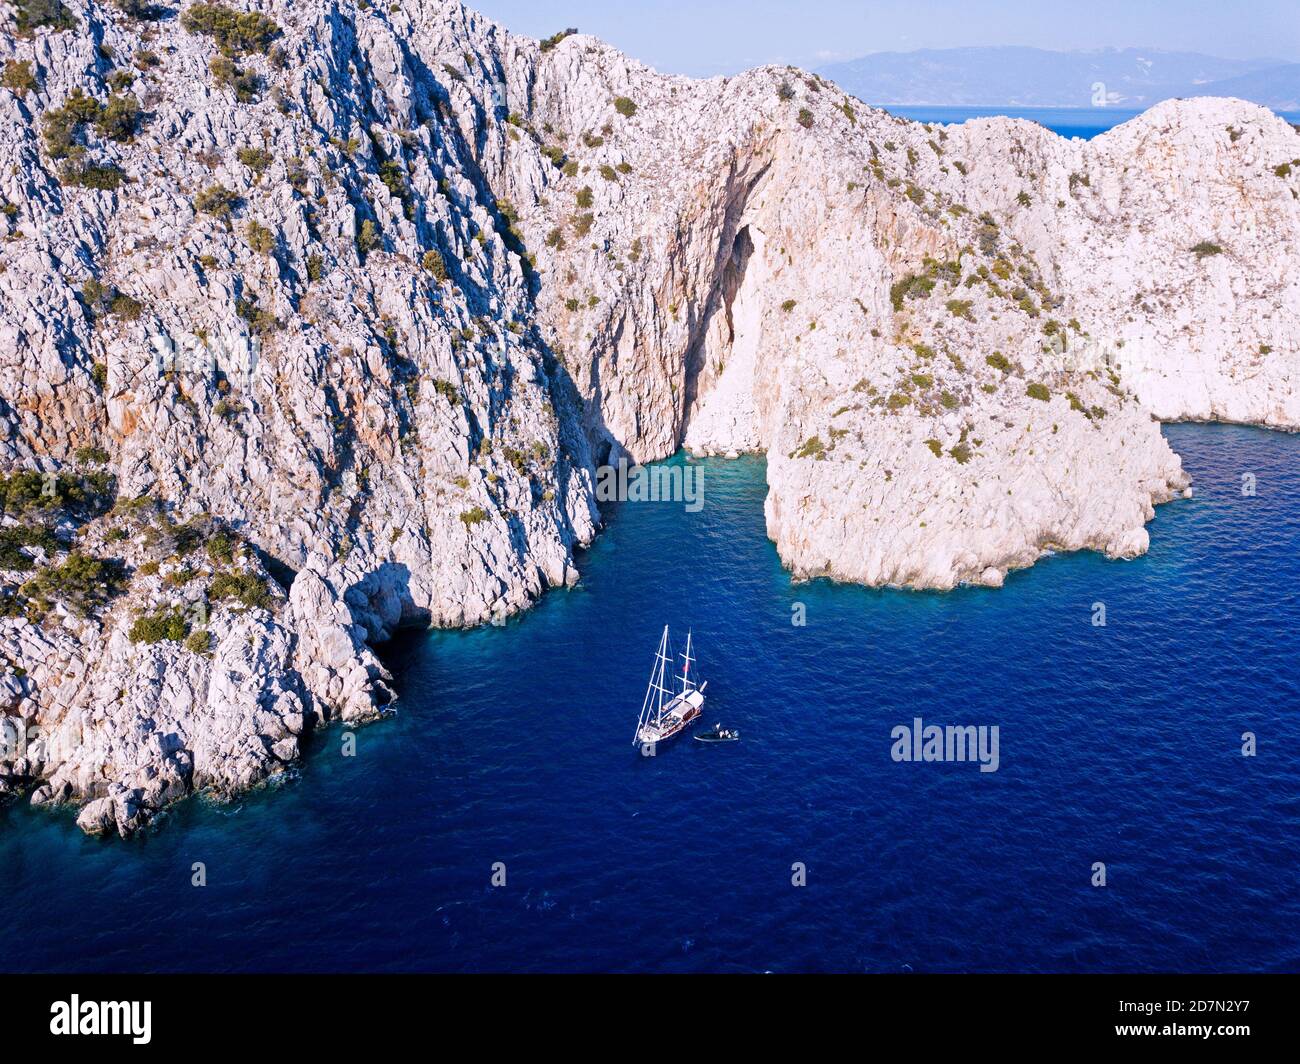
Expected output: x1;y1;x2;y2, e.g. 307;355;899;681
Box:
469;0;1300;77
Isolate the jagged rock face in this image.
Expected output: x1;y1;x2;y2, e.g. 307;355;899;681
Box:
0;0;1296;832
0;0;600;834
505;53;1296;585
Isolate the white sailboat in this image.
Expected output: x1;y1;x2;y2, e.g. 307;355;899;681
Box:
633;626;706;746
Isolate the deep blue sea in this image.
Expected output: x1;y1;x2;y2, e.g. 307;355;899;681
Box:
881;104;1300;139
1;423;1297;973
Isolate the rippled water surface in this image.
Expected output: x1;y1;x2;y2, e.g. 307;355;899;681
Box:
1;424;1297;972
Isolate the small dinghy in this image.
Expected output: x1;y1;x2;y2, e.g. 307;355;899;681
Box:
695;723;740;743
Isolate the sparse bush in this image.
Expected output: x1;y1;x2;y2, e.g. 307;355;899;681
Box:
795;436;826;459
1026;381;1050;402
11;0;77;35
75;445;110;465
599;164;617;182
193;183;239;217
22;552;126;618
181;4;281;56
538;27;577;53
946;298;974;321
985;351;1010;373
42;89;103;158
796;108;813;129
61;163;127;190
1;60;38;97
889;273;935;311
205;530;236;565
210;569;270;609
236;145;273;173
422;249;448;282
460;507;489;526
128;608;190;644
93;93;141;141
613;96;637;117
925;438;942;457
1190;241;1223;259
1;470;114;518
431;378;459;404
184;629;213;655
112;0;165;19
0;524;58;571
109;290;143;320
245;219;275;255
357;218;381;256
575;185;593;209
209;55;261;101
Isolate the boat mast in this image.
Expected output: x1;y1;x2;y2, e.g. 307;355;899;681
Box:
634;626;673;744
653;626;674;725
680;629;695;694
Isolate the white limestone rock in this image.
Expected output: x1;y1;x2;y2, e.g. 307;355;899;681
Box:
0;1;1294;832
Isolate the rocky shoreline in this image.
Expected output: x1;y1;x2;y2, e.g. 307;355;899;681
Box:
1;0;1296;834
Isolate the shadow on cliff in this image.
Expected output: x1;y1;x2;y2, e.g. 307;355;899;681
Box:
341;561;431;644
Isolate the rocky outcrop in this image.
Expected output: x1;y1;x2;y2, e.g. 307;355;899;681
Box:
0;0;1295;833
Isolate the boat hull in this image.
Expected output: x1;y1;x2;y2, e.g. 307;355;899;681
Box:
635;691;704;746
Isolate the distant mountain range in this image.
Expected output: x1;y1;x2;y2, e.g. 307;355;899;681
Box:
816;47;1300;111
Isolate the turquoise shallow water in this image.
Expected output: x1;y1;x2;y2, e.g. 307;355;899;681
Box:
881;104;1300;139
1;423;1298;972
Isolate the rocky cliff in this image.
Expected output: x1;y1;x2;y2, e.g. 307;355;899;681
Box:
1;0;1296;834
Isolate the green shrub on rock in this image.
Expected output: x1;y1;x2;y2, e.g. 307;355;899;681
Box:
93;94;141;142
129;608;190;644
11;0;78;35
181;4;281;56
422;249;448;281
210;570;270;609
236;145;273;173
1;60;39;97
22;552;126;618
193;183;239;217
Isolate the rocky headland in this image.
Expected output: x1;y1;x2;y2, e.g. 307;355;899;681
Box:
1;0;1296;833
